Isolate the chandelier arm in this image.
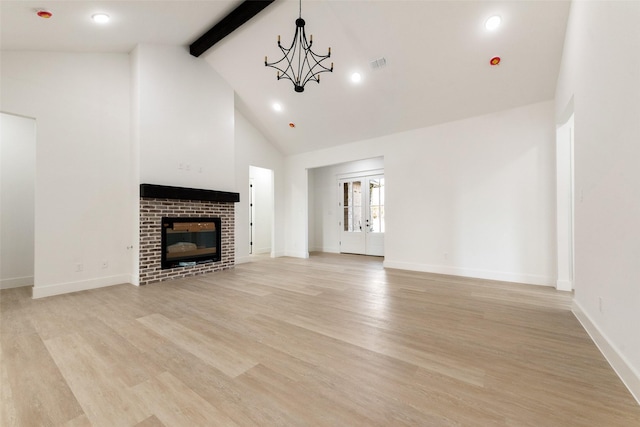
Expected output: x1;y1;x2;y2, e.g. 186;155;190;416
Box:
298;41;332;85
283;45;298;82
265;38;291;65
291;28;304;86
266;64;293;82
284;26;303;84
266;56;297;83
300;51;318;86
298;26;321;86
300;53;333;86
265;32;299;81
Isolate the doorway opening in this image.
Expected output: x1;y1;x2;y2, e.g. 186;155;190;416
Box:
1;113;36;290
556;112;575;291
307;157;384;257
249;166;274;257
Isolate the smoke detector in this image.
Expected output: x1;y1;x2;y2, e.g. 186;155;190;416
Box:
37;10;53;19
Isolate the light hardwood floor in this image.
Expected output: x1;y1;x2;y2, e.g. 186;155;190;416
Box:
2;253;639;426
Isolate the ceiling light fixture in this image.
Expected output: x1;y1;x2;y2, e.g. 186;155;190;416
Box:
264;0;333;93
351;72;362;83
485;15;501;30
92;13;110;24
272;103;283;112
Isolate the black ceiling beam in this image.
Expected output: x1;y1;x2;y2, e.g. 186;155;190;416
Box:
190;0;275;57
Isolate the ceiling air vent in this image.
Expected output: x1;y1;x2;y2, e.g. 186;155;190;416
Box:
369;57;387;70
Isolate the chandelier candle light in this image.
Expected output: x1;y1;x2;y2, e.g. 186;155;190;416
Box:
265;0;333;92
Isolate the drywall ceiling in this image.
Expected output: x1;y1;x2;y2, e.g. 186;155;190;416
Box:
0;0;571;155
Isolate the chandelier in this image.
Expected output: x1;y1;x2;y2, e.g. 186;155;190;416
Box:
264;0;333;93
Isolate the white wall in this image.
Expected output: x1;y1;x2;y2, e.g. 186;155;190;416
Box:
234;109;284;262
555;0;640;401
134;45;235;192
0;52;134;298
309;157;384;253
250;166;273;255
0;113;35;289
0;46;271;296
286;101;556;285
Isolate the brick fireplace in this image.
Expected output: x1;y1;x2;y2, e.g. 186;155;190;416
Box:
139;184;239;285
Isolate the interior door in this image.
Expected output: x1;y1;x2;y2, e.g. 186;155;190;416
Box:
339;175;385;256
365;176;385;256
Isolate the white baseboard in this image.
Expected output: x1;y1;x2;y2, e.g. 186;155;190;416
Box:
130;274;140;286
309;246;339;254
0;276;34;289
238;253;287;263
382;260;554;287
556;279;573;291
283;250;309;259
32;274;132;299
572;301;640;405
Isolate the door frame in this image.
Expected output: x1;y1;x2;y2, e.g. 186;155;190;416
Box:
249;165;275;257
337;169;385;256
556;113;575;291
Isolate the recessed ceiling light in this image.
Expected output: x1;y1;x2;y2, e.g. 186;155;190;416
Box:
485;15;501;31
272;103;282;112
92;13;110;24
351;72;362;83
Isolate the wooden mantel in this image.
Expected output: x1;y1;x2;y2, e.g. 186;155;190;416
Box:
140;184;239;203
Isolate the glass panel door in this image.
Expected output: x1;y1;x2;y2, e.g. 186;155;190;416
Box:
368;178;384;233
365;177;385;256
340;180;365;254
339;175;384;256
343;181;362;232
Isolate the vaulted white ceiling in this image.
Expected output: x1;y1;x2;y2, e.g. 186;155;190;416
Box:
1;0;571;155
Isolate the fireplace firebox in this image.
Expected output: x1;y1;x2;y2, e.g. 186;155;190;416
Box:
161;217;221;269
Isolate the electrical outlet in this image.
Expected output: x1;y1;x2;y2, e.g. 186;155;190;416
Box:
75;263;83;272
444;252;448;260
598;297;603;313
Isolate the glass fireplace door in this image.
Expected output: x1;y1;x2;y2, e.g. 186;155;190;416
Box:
161;217;220;268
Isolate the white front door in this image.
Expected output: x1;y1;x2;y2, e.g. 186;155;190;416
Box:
339;175;385;256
